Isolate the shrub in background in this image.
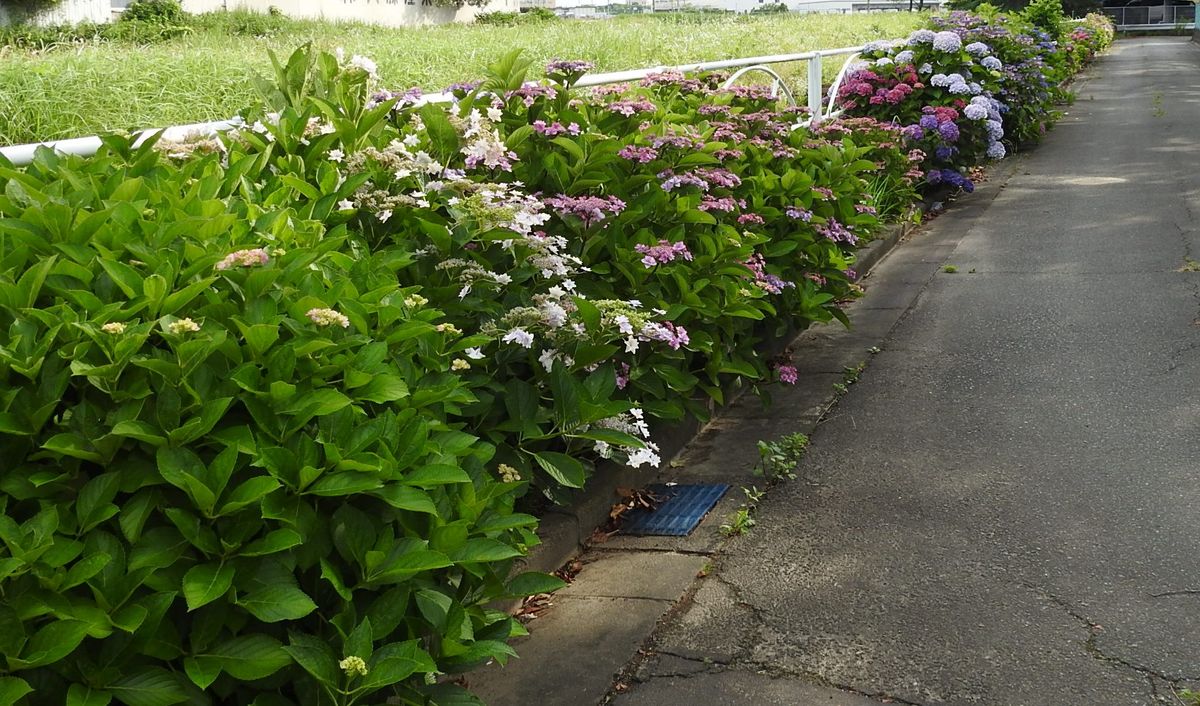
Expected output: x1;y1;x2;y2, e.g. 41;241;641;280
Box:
120;0;189;25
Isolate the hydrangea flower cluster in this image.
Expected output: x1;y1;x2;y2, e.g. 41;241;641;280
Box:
635;240;693;268
543;194;626;227
743;253;795;295
591;408;661;468
215;248;269;270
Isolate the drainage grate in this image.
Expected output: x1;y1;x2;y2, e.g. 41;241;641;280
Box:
619;483;730;536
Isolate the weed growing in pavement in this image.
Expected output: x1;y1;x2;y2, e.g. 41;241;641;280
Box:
720;486;765;536
755;433;810;482
943;264;959;273
1152;92;1166;118
1180;258;1200;272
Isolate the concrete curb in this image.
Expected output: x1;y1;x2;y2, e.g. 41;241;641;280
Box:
509;218;915;584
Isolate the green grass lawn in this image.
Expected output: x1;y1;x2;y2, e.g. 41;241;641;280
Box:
0;11;925;145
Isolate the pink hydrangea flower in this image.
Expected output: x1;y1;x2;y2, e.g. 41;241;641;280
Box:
216;248;269;270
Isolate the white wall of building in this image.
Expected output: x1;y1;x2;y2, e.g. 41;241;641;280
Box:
0;0;111;24
180;0;518;25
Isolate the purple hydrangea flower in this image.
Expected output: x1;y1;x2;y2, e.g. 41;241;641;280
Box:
987;141;1007;159
544;194;626;226
546;59;596;76
902;124;925;140
635;240;693;267
919;115;940;129
658;170;709;192
938;122;961;141
816;218;858;245
618;145;659;163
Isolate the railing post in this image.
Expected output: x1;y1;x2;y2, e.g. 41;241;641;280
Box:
808;54;823;123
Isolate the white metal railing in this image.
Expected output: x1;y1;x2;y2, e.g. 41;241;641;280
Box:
0;46;867;167
1103;4;1196;29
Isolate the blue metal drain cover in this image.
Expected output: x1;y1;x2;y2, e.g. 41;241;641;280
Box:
620;483;730;536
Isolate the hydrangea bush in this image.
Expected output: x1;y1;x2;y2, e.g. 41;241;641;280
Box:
0;16;1110;703
838;10;1113;194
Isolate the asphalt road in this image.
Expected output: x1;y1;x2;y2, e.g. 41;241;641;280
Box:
616;38;1200;706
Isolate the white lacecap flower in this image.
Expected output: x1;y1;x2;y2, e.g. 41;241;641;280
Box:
349;55;378;78
465;347;486;360
101;322;126;335
503;328;534;348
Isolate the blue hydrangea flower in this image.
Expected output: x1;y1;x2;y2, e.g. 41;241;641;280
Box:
965;42;991;56
919;63;933;74
932;31;963;53
982;56;1003;70
895;50;915;64
935;146;956;160
987;141;1007;159
939;122;961;141
986;119;1004;140
919;115;940;129
964;103;988;120
930;73;951;87
875;57;894;66
949;82;972;95
908;29;937;45
968;82;983;95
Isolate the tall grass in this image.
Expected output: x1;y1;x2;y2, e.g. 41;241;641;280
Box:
0;11;925;144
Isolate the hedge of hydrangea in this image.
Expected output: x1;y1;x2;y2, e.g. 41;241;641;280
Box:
838;10;1113;194
0;12;1109;706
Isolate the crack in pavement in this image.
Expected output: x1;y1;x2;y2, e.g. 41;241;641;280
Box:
1149;589;1200;598
669;570;935;705
1020;581;1200;694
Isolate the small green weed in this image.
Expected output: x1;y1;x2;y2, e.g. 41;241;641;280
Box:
843;362;866;385
1152;92;1166;118
1180;258;1200;272
943;264;958;273
1177;688;1200;706
721;486;765;536
755;432;810;482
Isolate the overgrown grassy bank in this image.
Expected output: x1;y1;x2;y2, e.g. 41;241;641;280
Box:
0;11;925;143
